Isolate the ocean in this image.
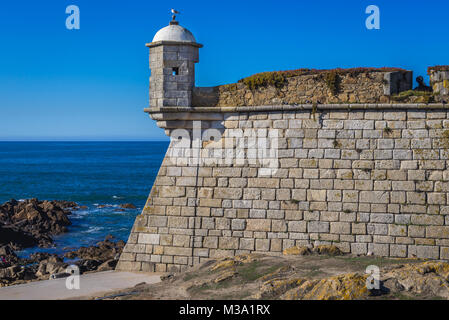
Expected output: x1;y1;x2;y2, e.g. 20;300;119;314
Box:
0;141;169;257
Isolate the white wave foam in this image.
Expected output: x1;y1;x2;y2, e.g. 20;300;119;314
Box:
85;226;103;233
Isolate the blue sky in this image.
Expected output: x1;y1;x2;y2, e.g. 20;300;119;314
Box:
0;0;448;141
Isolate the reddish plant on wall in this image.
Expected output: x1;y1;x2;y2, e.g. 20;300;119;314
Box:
428;66;449;74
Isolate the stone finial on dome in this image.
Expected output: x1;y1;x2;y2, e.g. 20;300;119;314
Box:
170;8;180;24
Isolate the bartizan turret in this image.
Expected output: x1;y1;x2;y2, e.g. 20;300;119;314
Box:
147;17;202;109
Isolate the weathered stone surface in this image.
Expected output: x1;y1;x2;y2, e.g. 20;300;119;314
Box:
120;104;449;271
308;221;329;233
288;221;307;233
138;234;160;245
246;219;271;232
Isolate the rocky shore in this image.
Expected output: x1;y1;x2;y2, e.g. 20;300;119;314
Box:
0;199;129;288
0;236;125;287
0;198;76;250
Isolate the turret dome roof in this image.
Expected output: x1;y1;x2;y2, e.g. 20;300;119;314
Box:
152;22;196;43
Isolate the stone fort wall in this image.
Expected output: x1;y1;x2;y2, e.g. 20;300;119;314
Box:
117;104;449;273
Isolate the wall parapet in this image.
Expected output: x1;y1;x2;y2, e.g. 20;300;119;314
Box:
146;103;449;114
192;68;415;107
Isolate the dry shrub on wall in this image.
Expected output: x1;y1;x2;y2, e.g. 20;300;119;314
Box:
237;67;407;91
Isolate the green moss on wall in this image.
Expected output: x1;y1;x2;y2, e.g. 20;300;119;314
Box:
391;90;435;104
325;71;341;96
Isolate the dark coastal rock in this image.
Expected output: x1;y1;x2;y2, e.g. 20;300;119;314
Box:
97;259;117;271
77;259;102;273
0;197;115;287
0;245;16;257
0;224;41;249
0;265;22;279
64;235;125;262
0;198;79;287
0;245;18;267
95;203;136;210
70;236;124;273
0;234;126;287
44;262;67;276
0;199;77;250
0;260;38;286
119;203;136;209
28;252;53;263
96;204;112;209
63;235;125;273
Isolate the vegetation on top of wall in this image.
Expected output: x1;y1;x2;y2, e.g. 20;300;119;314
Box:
324;71;341;95
391;90;436;104
221;83;239;91
237;67;407;90
428;66;449;74
239;71;287;90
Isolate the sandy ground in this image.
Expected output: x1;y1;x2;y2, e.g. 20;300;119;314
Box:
0;270;161;300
